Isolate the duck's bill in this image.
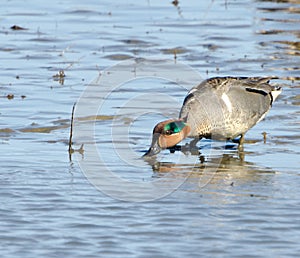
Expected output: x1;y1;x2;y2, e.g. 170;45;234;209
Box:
143;141;161;157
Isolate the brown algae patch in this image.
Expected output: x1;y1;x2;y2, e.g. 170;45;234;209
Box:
17;115;116;134
104;54;133;60
19;125;69;133
0;128;16;133
161;47;189;55
75;115;116;122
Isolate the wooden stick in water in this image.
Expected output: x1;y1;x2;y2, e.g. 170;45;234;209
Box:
68;102;76;155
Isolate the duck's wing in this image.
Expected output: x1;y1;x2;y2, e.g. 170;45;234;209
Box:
190;76;281;104
222;77;282;135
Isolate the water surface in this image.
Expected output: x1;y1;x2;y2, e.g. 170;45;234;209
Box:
0;0;300;257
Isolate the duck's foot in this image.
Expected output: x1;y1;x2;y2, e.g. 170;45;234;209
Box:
232;134;245;145
168;139;201;155
182;143;200;155
184;137;201;154
168;145;182;153
231;134;245;150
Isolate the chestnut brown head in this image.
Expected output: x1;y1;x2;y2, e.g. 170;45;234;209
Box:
144;119;191;157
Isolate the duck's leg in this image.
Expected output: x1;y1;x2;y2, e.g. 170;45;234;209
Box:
238;134;245;152
238;147;245;161
190;137;201;148
239;133;245;146
238;134;245;145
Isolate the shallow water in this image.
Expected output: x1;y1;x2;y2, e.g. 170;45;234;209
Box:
1;0;300;257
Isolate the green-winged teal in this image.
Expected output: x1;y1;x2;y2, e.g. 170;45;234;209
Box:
144;77;281;156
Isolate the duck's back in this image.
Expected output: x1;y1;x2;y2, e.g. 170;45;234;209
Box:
179;77;281;140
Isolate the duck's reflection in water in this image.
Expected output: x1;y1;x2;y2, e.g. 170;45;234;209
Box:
145;147;275;199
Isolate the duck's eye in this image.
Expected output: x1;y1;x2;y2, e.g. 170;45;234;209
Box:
163;121;186;135
165;130;173;135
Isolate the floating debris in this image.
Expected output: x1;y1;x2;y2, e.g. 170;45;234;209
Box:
203;43;219;51
53;69;65;78
53;70;65;85
171;0;182;17
10;25;27;30
172;0;179;7
7;94;14;100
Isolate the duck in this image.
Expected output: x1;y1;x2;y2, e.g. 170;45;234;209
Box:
144;76;281;156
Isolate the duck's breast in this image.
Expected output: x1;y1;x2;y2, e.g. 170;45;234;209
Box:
179;89;233;138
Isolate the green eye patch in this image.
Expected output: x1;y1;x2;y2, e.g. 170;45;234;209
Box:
164;121;186;134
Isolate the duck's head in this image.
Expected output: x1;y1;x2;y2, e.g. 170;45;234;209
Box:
143;119;191;157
